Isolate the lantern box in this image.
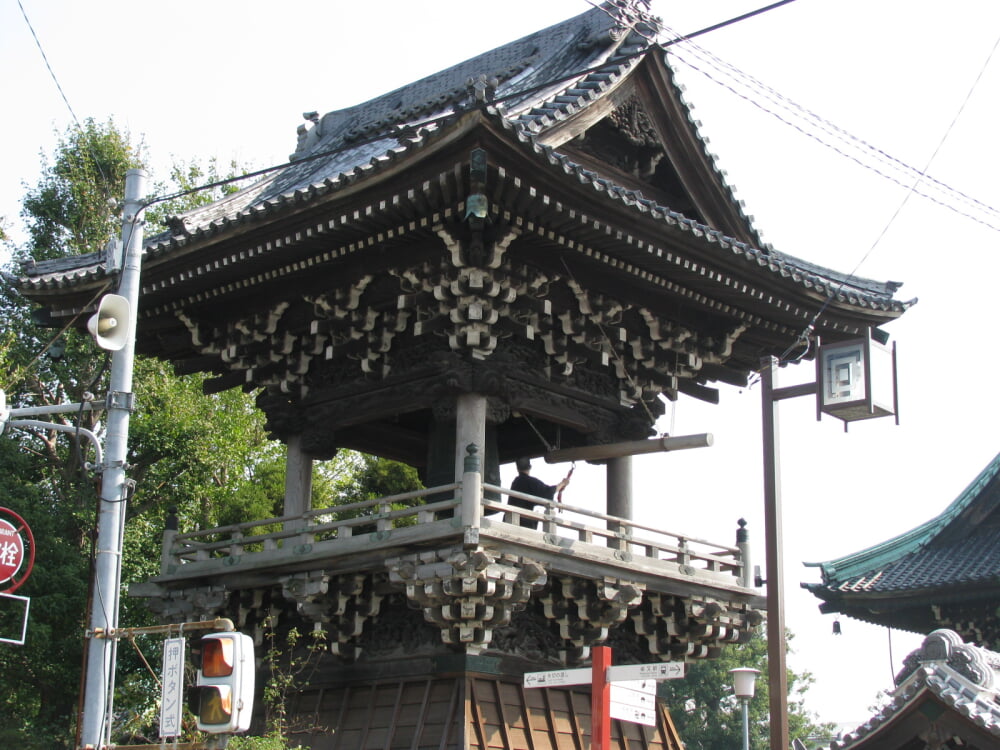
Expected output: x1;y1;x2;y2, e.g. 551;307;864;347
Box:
817;333;897;425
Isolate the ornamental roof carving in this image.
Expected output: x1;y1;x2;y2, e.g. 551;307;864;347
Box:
832;629;1000;750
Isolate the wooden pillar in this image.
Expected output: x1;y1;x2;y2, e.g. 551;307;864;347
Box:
760;356;789;750
606;456;632;519
284;434;313;525
455;394;487;482
607;456;632;551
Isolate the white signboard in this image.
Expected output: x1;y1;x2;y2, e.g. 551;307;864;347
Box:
0;592;30;645
610;679;657;726
159;637;186;737
523;667;591;688
607;661;685;682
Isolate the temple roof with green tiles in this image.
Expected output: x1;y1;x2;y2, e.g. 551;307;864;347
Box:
804;451;1000;646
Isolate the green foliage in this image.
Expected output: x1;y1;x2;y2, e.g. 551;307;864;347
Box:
259;623;327;740
322;451;423;504
19;118;136;262
228;731;307;750
659;629;836;750
144;156;249;235
0;120;274;748
0;439;91;749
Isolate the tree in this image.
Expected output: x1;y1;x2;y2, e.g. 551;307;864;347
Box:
0;118;136;749
0;120;280;748
1;119;424;747
659;629;836;750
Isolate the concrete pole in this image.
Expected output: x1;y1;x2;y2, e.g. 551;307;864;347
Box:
80;169;147;749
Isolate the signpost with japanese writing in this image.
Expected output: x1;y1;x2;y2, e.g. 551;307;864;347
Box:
524;648;688;750
610;679;657;727
159;637;186;737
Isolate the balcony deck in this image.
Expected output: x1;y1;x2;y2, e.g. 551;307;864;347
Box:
146;480;762;607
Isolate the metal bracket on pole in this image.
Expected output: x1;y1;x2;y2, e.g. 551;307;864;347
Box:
106;391;136;412
91;617;236;640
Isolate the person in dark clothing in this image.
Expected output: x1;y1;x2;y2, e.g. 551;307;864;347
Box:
509;457;570;529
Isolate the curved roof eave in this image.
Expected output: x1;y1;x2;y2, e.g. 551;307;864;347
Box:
17;107;913;325
804;451;1000;585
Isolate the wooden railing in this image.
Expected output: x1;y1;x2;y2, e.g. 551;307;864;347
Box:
482;484;746;579
162;484;461;567
159;479;751;587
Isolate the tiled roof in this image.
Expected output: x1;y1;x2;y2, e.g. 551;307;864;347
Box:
15;1;911;321
832;630;1000;749
826;526;1000;594
805;452;1000;595
149;2;662;244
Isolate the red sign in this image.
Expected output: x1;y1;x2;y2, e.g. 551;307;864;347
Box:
0;519;24;584
0;509;34;593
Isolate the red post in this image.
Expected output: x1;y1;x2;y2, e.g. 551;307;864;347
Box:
591;646;612;750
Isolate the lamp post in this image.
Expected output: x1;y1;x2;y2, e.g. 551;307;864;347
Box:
759;331;898;750
730;667;760;750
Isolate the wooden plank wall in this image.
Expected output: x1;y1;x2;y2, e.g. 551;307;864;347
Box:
286;676;685;750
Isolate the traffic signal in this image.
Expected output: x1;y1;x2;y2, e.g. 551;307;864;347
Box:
195;632;256;733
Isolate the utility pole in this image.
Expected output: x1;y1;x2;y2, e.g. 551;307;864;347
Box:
79;169;147;750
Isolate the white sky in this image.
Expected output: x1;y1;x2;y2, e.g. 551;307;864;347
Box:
3;0;999;732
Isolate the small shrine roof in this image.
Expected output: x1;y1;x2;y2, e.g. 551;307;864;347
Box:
832;629;1000;750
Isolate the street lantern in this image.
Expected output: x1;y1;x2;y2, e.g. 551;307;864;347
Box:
730;667;760;699
817;330;898;426
730;667;760;750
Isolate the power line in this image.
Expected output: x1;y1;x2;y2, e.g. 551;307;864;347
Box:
775;25;1000;361
661;24;1000;232
17;0;81;128
16;0;114;192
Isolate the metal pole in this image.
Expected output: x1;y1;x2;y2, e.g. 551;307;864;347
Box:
80;169;147;750
741;696;751;750
760;355;789;750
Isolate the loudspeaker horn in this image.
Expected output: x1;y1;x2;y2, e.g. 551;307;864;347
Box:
87;294;131;351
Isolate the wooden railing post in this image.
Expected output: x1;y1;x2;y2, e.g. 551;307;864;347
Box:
736;518;753;588
160;507;178;575
461;444;483;540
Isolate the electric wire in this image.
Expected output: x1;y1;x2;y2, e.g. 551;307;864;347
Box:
16;0;81;129
670;37;1000;224
772;25;1000;364
16;0;112;188
586;0;801;46
661;25;1000;232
